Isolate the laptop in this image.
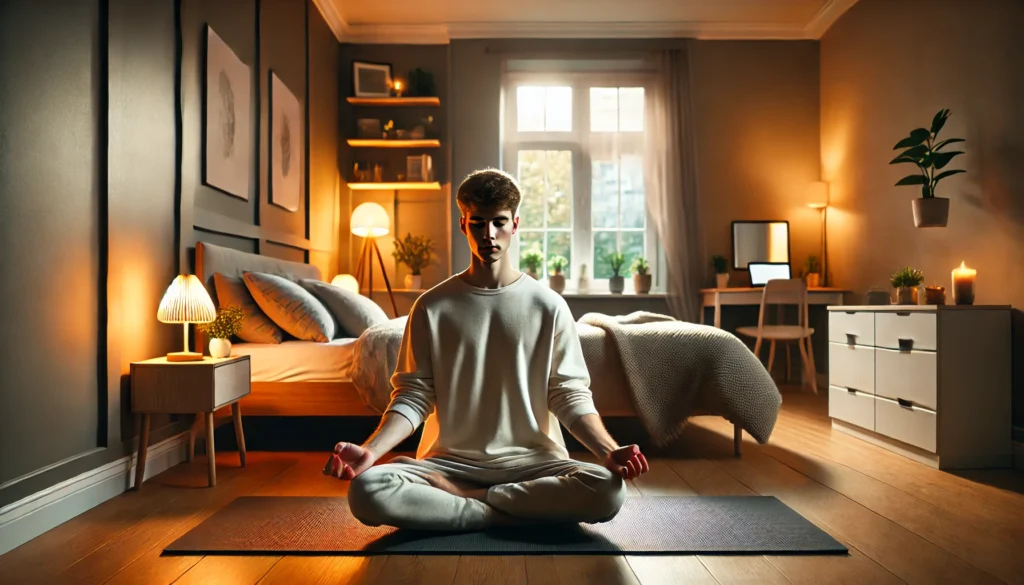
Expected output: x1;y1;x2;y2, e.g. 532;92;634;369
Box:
748;262;792;286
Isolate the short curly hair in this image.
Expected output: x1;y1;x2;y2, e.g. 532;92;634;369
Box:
456;169;521;215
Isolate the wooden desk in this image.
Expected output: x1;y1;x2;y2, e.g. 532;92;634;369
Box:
701;287;849;328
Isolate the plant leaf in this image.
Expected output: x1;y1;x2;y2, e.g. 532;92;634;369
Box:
930;109;949;136
896;174;928;186
933;138;964;151
900;144;929;160
933;151;964;169
889;154;920;165
934;169;966;182
893;128;931;150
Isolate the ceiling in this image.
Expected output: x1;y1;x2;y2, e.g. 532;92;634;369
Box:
313;0;859;44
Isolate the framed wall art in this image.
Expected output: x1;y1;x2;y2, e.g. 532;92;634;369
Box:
203;24;252;200
269;70;302;212
353;61;392;97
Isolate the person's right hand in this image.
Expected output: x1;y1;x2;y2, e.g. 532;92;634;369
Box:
323;442;376;480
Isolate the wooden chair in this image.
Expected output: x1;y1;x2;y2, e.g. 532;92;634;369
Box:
736;278;818;393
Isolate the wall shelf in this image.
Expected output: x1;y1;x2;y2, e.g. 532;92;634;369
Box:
347;97;440;107
346;139;440;148
349;182;441;191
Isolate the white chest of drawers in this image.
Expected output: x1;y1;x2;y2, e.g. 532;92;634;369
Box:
827;305;1012;469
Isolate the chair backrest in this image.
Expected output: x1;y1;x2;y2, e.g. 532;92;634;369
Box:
756;278;809;329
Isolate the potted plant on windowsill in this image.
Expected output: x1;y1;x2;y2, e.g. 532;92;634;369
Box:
631;256;651;294
392;232;434;290
712;255;729;289
520;248;543;280
547;255;568;294
890;266;924;305
890;108;966;228
197;305;244;358
804;255;822;288
606;251;626;294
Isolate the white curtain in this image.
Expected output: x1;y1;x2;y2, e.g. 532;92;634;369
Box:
644;45;706;322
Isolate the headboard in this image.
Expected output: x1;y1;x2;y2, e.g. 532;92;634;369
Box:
194;241;322;307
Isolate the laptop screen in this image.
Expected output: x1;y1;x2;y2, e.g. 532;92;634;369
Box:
748;262;791;286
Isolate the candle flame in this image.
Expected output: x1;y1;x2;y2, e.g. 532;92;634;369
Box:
960;261;966;269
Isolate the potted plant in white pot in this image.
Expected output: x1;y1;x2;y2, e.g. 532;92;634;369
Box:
197;305;244;358
890;266;924;305
520;248;543;280
392;232;434;290
890;108;966;227
547;255;568;293
804;255;822;288
712;255;729;289
631;256;651;294
606;251;626;294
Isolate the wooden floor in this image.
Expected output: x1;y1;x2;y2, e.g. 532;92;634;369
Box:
3;389;1023;585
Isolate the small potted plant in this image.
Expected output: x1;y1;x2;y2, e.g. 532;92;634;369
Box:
520;248;544;280
606;251;626;294
712;255;729;289
391;232;434;290
889;108;966;228
890;266;924;305
547;255;568;294
804;255;822;288
197;305;245;358
631;257;651;294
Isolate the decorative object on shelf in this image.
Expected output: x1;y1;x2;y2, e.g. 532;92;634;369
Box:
157;274;217;361
951;261;976;305
606;251;626;294
392;232;434;290
631;257;651;294
421;115;438;139
889;266;924;305
352;160;372;182
578;263;590;294
202;24;251;201
803;255;822;288
406;154;433;182
351;202;398;317
806;181;829;285
269;71;302;212
331;274;359;294
356;118;381;139
890;108;966;228
197;305;244;358
353;61;392;98
407;67;436;97
865;288;890;305
924;285;946;305
520;248;543;279
384;119;396;139
372;162;383;183
712;255;729;289
547;255;568;294
391;79;404;97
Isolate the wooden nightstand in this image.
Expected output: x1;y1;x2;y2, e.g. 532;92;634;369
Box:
130;355;250;488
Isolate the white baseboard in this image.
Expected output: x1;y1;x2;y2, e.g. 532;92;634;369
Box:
0;433;188;556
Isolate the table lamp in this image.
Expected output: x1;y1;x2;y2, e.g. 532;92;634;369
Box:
157;274;217;361
351;202;398;317
331;273;359;294
806;181;830;287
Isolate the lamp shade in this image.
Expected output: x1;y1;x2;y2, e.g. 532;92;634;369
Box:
350;202;390;238
157;274;216;324
331;273;360;294
806;181;829;209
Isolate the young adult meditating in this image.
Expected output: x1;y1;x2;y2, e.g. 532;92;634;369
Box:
324;168;650;531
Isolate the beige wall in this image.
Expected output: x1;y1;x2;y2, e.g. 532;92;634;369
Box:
821;0;1024;429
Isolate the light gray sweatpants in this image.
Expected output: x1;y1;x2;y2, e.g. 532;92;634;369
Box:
347;455;626;531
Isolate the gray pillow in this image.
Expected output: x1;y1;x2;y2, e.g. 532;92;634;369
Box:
299;278;388;337
212;272;283;344
243;272;336;342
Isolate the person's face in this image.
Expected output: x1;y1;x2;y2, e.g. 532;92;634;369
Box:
459;204;519;264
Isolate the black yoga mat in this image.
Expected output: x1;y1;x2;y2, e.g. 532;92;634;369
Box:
164;496;847;555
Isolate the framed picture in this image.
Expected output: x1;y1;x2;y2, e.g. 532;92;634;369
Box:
406;154;433;182
353;61;392;97
269;71;302;212
202;24;252;200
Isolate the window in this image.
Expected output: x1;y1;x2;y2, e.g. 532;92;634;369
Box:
502;72;657;291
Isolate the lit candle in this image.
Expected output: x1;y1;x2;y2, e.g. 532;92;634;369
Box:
392;80;404;97
951;261;976;305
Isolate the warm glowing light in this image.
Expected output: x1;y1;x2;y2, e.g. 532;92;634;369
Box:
157;274;216;361
951;261;977;305
768;223;789;262
350;202;390;238
331;273;360;294
806;181;829;209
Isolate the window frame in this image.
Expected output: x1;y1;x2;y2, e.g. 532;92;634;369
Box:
501;71;660;293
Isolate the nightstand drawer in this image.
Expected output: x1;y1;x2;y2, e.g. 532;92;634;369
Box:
875;347;937;410
875;396;937;453
828;342;875;394
131;356;250;413
875;312;936;351
215;359;251;406
829;310;875;346
829;386;874;430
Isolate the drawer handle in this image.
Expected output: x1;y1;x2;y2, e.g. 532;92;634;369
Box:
898;338;914;351
846;333;857;345
895;311;911;317
847;388;857;394
845;311;857;315
897;398;913;409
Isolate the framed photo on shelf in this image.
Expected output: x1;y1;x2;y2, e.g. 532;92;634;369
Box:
269;70;302;212
406;154;433;182
353;61;392;97
202;24;252;200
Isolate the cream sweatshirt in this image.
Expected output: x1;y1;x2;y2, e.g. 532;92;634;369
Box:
386;273;599;467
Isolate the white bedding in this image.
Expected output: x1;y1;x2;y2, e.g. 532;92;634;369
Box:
232;339;358;382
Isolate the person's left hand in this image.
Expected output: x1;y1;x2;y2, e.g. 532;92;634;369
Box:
604;444;649;480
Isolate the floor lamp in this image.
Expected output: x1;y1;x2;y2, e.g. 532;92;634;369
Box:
351;202;399;318
806;181;830;287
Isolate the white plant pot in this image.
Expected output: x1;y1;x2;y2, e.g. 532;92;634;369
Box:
209;338;232;359
548;274;566;294
609;275;625;294
716;273;729;289
404;274;422;290
912;197;949;228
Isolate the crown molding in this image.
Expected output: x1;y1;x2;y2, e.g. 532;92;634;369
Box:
344;23;450;45
311;0;350;42
804;0;859;39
